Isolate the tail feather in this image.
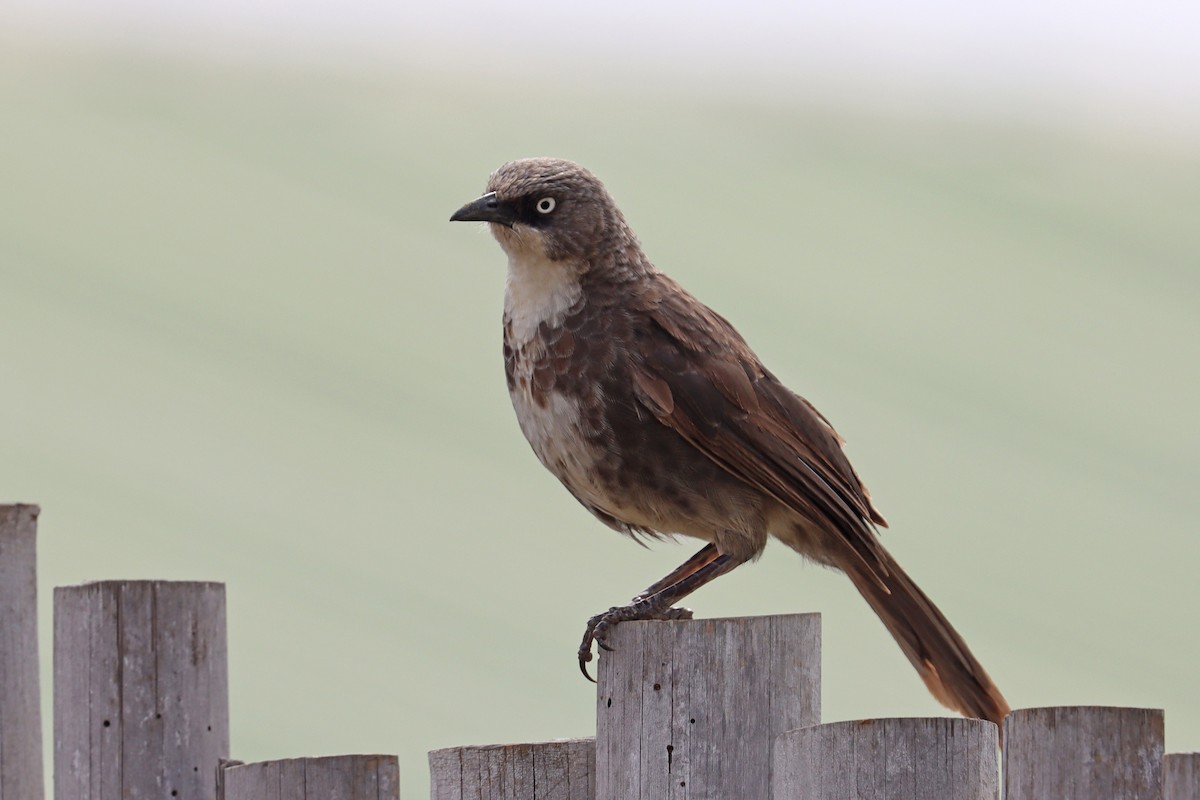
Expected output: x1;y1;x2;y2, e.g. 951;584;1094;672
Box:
841;546;1010;725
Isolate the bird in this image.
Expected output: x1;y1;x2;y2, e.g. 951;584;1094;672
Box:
449;157;1010;725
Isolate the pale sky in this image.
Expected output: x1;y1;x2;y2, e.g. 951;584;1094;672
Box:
9;0;1200;128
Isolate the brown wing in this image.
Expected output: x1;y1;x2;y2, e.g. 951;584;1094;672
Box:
630;273;890;583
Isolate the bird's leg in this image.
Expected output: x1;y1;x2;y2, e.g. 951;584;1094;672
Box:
630;543;720;602
579;550;741;681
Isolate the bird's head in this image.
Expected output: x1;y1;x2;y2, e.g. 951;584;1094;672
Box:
450;157;626;264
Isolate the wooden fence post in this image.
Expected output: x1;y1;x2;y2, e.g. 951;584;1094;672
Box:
1166;753;1200;800
595;613;819;800
54;580;230;800
0;504;44;800
1004;706;1164;800
772;717;999;799
429;739;594;800
220;756;399;799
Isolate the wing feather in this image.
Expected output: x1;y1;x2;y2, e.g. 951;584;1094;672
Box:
632;275;890;583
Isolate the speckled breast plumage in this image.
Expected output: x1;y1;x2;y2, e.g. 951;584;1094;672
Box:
502;290;765;544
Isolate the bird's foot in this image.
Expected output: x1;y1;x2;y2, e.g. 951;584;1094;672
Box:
578;601;694;682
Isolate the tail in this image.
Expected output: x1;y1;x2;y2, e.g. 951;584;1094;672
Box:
841;546;1010;725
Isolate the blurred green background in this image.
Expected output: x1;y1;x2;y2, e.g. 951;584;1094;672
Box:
2;5;1198;796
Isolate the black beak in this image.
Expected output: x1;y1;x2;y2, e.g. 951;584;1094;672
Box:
449;192;516;227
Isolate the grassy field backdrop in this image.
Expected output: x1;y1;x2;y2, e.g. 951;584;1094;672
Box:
2;43;1198;796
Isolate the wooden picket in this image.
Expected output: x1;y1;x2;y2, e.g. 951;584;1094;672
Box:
2;504;1195;799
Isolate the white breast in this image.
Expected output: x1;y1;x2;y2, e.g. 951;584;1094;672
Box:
511;388;598;493
502;249;649;526
503;251;583;345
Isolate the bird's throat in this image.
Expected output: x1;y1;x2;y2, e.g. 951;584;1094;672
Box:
503;252;583;345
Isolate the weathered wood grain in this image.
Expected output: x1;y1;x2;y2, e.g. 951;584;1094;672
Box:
221;755;399;799
54;580;230;800
773;717;999;799
0;504;44;800
1004;706;1164;800
1166;753;1200;800
595;613;820;800
429;739;594;800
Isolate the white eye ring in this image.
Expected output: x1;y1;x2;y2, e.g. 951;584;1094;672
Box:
535;197;556;214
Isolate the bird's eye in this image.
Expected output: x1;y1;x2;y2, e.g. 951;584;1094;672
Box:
535;197;556;214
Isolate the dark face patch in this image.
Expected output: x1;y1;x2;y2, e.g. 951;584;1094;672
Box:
508;194;564;230
485;158;624;263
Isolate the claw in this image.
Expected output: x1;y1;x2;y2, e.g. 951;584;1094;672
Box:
576;603;697;682
579;651;596;682
575;550;734;684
